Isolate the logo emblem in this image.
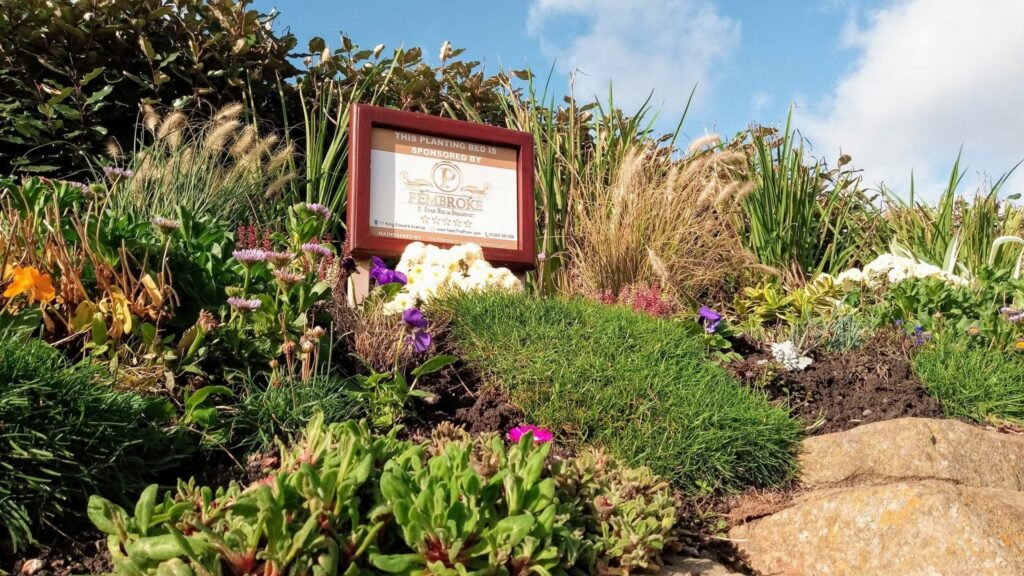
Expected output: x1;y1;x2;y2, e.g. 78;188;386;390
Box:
432;161;462;193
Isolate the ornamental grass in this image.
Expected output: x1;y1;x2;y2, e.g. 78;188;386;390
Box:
565;141;753;304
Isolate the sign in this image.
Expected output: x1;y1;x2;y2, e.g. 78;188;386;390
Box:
347;104;535;268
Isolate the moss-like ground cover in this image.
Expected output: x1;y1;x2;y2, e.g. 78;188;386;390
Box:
442;292;803;492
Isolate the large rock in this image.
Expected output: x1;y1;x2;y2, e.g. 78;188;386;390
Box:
731;480;1024;575
799;417;1024;491
730;418;1024;575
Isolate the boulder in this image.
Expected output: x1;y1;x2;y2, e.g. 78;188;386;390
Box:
730;480;1024;575
730;418;1024;575
799;417;1024;491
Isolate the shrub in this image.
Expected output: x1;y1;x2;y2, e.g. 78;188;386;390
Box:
913;332;1024;423
0;0;298;176
90;414;677;575
0;334;177;552
439;292;802;492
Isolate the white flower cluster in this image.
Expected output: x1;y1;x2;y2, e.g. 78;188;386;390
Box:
383;242;523;313
834;253;970;290
770;340;813;371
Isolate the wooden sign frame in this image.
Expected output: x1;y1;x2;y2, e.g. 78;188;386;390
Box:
346;103;535;269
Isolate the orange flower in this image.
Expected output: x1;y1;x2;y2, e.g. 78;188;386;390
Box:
3;265;55;304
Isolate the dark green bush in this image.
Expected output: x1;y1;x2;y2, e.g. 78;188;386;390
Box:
913;332;1024;423
0;0;298;176
91;414;677;575
0;334;179;552
440;293;803;492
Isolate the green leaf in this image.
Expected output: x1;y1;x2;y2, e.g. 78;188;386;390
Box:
85;84;114;105
139;36;156;60
411;354;458;377
494;513;535;547
134;484;158;534
184;385;233;411
370;553;423;573
87;495;127;535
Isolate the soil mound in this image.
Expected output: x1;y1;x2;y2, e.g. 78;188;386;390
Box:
730;335;942;434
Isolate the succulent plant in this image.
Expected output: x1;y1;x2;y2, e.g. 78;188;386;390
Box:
90;416;676;575
551;448;678;573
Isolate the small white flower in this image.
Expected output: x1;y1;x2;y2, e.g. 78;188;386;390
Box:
770;340;813;371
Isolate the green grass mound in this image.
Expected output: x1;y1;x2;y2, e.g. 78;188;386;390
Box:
0;333;177;552
441;292;802;492
913;333;1024;423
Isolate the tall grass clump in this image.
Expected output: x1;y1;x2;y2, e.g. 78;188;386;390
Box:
913;332;1024;424
292;59;398;227
227;375;365;455
566;139;751;303
882;154;1024;277
440;292;802;492
739;112;881;284
0;334;176;552
105;104;295;224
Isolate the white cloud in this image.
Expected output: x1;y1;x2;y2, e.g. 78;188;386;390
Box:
527;0;740;123
798;0;1024;200
750;91;773;120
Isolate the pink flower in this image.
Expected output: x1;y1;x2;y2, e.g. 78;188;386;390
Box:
506;424;553;444
232;248;268;266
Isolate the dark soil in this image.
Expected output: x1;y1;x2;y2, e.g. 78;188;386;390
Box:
7;531;111;576
404;361;523;438
729;333;944;434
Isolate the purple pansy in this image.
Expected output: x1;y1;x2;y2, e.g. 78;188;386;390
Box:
402;307;428;329
370;256;407;286
697;305;722;333
407;330;432;353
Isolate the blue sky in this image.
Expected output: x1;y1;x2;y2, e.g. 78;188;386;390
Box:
254;1;1024;199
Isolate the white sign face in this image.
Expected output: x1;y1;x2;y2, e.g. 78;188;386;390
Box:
368;127;519;250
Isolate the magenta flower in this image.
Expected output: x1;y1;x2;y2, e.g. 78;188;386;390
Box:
233;248;268;266
402;307;428;329
227;296;261;313
506;425;553;444
697;305;722;333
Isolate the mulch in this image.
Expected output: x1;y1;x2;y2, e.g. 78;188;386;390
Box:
729;332;944;435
